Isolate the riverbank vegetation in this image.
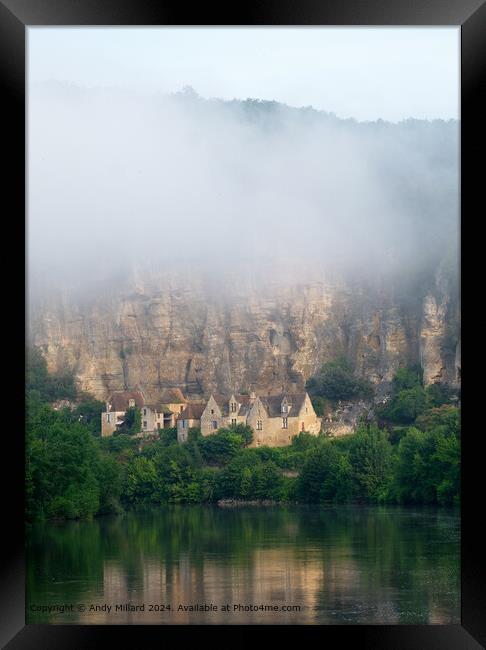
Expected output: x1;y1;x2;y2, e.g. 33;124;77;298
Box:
26;349;460;522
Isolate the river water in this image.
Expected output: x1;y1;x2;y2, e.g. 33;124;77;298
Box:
26;504;460;625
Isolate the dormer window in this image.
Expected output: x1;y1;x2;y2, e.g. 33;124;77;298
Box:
230;402;237;413
282;403;288;414
129;399;135;408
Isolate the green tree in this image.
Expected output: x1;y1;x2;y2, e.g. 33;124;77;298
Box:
296;441;354;503
158;427;178;446
26;346;77;402
229;423;254;446
416;405;460;435
197;430;245;465
74;395;106;436
388;386;427;423
306;356;373;403
392;365;423;391
391;427;455;505
348;424;393;501
425;383;453;408
117;406;142;435
125;456;158;503
95;454;123;514
26;415;102;519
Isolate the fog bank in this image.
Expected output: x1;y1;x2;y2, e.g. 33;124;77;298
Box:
28;83;459;302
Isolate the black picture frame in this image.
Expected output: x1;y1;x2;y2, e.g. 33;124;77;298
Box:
1;0;484;647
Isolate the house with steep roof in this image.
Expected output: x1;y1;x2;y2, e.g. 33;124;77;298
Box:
197;391;321;447
177;402;206;443
101;388;188;437
247;392;321;446
101;390;145;437
159;388;187;428
200;393;253;437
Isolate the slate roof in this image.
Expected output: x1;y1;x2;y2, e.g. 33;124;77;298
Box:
238;402;252;416
259;393;307;417
108;390;144;412
178;403;205;421
209;394;253;416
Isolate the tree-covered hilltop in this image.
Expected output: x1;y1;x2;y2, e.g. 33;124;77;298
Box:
26;347;460;521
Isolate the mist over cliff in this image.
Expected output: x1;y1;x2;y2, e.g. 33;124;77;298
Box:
28;83;460;399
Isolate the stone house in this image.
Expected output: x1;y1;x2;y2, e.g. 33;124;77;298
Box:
200;393;253;436
101;390;145;437
177;403;206;443
159;388;187;428
247;392;321;447
101;388;188;437
196;391;321;448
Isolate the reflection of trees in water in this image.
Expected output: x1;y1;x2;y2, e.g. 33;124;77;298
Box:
27;505;459;624
305;506;460;623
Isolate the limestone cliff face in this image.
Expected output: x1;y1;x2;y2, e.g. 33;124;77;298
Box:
29;267;460;402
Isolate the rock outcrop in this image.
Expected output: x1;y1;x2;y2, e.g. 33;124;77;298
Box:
28;265;460;402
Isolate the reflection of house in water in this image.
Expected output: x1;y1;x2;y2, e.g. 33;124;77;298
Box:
87;549;326;624
83;527;458;625
71;545;457;625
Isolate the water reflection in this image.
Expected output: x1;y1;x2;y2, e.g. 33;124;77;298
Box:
27;505;460;624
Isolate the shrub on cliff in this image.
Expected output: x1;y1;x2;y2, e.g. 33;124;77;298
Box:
306;357;374;403
26;346;77;402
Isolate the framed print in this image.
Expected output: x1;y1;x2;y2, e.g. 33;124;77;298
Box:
1;0;484;647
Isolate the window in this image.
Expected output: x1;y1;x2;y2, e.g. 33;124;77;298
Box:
256;420;263;430
231;418;237;427
212;420;218;430
107;414;110;423
230;402;237;413
182;420;186;428
282;403;288;414
210;409;214;414
143;408;147;416
301;422;305;431
129;399;135;407
143;421;147;429
282;417;288;429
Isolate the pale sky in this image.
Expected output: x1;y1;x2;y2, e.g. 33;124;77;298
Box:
28;27;459;122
